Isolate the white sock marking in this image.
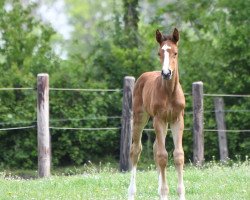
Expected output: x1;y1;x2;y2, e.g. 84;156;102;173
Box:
158;173;162;195
128;167;137;200
158;172;168;200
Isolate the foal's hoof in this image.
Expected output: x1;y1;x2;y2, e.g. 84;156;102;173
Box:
128;192;135;200
159;195;168;200
128;196;135;200
128;185;136;200
179;194;186;200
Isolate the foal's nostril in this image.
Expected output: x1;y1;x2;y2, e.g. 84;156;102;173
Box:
166;72;171;79
161;70;172;80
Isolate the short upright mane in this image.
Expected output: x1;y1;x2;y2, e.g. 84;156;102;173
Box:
162;34;173;42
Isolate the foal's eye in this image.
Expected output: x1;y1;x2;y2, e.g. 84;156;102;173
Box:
174;52;178;56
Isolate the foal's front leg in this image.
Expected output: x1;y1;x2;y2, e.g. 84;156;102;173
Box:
128;111;149;200
153;117;168;200
170;116;185;200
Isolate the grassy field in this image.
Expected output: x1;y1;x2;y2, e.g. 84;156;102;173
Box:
0;162;249;200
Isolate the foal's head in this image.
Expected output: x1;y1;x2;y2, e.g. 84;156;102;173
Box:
156;28;179;80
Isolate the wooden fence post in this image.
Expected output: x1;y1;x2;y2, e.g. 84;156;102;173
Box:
214;97;228;162
119;76;135;172
192;81;204;165
37;73;51;178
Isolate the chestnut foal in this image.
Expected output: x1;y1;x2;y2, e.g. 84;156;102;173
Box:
128;28;186;200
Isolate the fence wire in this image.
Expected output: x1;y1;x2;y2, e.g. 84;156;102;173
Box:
0;87;249;132
0;88;34;91
203;93;250;98
204;129;250;133
50;116;121;123
50;88;122;92
0;126;36;131
1;125;250;133
49;127;120;131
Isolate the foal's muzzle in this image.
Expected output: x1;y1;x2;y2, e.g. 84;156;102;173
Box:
161;70;172;80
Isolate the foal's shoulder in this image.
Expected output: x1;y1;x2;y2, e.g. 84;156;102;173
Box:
137;71;161;80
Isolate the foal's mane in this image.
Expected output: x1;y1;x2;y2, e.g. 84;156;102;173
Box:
162;34;173;41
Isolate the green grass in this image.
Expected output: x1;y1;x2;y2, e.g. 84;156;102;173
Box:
0;162;249;200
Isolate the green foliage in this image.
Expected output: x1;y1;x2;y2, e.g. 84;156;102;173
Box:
0;0;59;86
49;89;122;166
159;0;250;161
0;0;249;169
122;0;139;47
0;0;59;168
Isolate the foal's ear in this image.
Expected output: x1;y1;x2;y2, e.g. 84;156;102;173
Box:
156;29;163;44
172;28;179;44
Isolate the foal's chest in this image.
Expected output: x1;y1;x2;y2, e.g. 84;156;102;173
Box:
146;93;184;122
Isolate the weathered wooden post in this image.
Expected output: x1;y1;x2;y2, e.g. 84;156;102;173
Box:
37;73;51;177
192;81;204;166
214;97;228;162
119;76;135;172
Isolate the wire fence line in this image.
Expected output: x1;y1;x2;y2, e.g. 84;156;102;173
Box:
140;128;250;133
2;126;250;133
1;87;250;97
50;88;122;92
0;87;122;92
1;108;250;127
203;93;250;98
50;116;122;122
203;109;250;113
0;126;36;131
203;129;250;133
0;116;122;131
0;110;248;127
185;109;250;115
0;87;34;91
0;116;121;126
0;87;249;132
49;127;120;131
0;125;121;132
143;128;191;132
0;125;121;131
1;118;250;132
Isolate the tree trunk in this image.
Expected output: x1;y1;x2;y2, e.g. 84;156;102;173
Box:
122;0;139;47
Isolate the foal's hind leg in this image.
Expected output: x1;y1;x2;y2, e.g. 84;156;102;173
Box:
170;115;185;200
128;109;149;200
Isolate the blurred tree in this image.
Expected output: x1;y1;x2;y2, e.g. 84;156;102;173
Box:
159;0;250;160
62;0;118;58
1;0;249;168
0;0;60;168
0;0;59;87
123;0;139;47
160;0;250;93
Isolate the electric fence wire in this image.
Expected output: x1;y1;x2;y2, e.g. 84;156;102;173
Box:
0;87;249;132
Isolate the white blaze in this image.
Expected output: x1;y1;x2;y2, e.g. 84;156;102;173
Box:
162;44;171;75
